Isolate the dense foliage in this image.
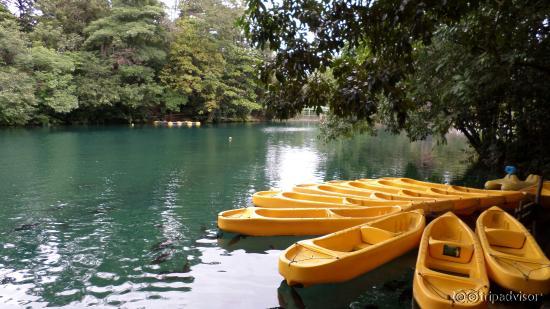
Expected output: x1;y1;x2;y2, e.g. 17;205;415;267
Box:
0;0;263;125
242;0;550;173
161;0;263;121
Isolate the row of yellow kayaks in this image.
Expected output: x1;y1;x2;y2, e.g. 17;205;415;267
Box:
414;207;550;308
218;178;526;237
216;177;549;307
277;207;549;307
258;177;524;213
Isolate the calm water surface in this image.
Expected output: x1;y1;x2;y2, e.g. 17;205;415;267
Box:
0;123;477;308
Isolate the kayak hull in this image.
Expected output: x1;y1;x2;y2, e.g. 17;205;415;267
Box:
294;183;454;213
476;206;550;294
521;181;550;208
217;206;402;236
279;210;425;286
414;212;489;309
252;190;411;208
485;174;540;191
294;178;524;214
361;178;525;208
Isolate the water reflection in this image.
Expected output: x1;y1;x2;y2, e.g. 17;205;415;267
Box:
217;233;305;253
183;247;280;308
265;145;324;190
0;123;478;308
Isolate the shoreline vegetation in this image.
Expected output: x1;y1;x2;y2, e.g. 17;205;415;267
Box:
0;0;265;127
241;0;550;174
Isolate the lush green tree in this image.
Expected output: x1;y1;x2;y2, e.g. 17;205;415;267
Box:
404;8;550;172
76;0;169;123
0;67;36;125
0;19;36;125
1;19;77;125
69;52;120;120
242;0;550;173
37;0;109;36
84;0;167;67
161;0;262;121
26;0;109;52
219;44;263;119
0;18;27;65
0;0;265;126
20;46;77;116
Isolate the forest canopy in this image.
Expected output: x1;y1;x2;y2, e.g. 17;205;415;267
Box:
241;0;550;173
0;0;263;125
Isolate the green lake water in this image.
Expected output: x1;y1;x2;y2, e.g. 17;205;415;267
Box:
0;123;484;308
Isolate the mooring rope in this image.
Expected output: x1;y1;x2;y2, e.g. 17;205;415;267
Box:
418;272;489;305
288;243;339;265
417;272;455;303
489;253;550;280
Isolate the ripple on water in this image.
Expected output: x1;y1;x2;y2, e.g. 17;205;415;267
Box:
71;254;102;268
55;289;80;297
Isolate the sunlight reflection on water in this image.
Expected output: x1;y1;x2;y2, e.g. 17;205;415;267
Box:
265;145;324;190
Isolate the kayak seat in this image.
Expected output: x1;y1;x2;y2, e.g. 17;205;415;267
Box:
360;226;396;245
428;237;474;264
352;242;370;251
402;189;421;197
484;227;525;249
327;209;344;218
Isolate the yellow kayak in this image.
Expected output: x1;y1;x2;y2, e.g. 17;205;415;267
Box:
337;181;452;201
296;182;444;203
366;178;504;205
279;210;425;286
413;212;489;309
343;180;479;214
295;182;398;197
362;177;524;207
476;206;550;294
400;177;524;203
217;206;402;236
293;183;454;213
295;182;436;203
398;189;479;214
252;190;412;208
521;181;550;208
328;180;403;194
485;174;540;191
